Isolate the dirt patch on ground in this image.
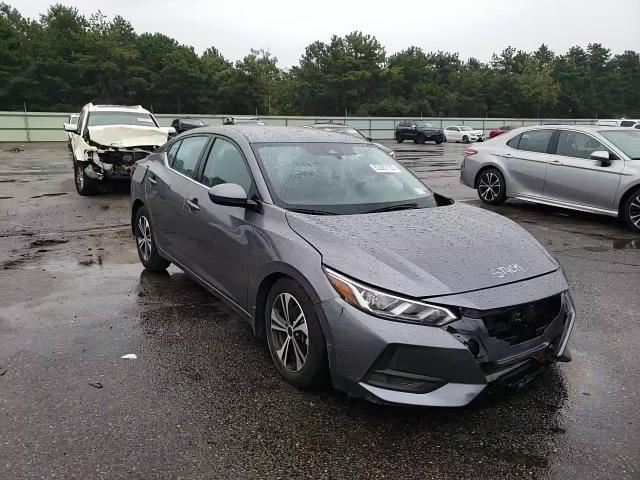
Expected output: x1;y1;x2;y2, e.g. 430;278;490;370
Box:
29;238;68;248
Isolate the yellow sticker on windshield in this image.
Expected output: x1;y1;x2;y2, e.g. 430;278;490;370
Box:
369;164;400;173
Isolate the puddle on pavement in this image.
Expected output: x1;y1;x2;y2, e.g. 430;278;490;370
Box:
612;238;640;250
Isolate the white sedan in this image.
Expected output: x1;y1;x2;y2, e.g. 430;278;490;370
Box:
444;125;485;143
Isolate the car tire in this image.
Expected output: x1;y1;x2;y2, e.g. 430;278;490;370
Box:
462;135;470;144
621;188;640;232
416;134;426;144
134;206;171;272
477;168;507;204
265;278;328;389
74;160;98;196
395;133;404;143
435;138;443;145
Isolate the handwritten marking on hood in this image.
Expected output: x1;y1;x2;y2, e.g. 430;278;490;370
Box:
491;264;525;278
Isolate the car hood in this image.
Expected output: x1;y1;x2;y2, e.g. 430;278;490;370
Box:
88;125;169;148
286;203;559;298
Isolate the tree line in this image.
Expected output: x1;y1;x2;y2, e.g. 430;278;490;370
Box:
1;3;639;118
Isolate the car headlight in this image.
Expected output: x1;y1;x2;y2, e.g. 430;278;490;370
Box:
388;150;396;158
325;268;457;326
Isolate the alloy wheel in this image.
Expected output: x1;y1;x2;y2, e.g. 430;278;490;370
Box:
136;216;152;261
630;194;640;229
270;292;309;372
479;172;501;201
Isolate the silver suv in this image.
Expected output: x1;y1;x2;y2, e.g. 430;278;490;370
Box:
460;126;640;231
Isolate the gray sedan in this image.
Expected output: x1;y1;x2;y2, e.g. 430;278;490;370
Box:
460;125;640;231
130;126;575;407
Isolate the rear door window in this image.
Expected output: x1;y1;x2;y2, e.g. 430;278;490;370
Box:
620;120;635;127
517;130;554;153
171;136;209;179
507;135;521;149
167;140;182;165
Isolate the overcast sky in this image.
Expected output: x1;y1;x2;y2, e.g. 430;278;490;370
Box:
17;0;640;67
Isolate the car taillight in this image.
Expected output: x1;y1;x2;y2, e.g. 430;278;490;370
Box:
129;162;137;176
464;148;478;157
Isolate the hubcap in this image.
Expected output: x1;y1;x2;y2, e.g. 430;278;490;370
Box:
479;172;501;201
630;194;640;229
136;216;152;261
270;293;309;372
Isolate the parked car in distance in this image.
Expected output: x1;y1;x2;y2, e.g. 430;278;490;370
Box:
595;119;640;128
130;125;575;407
63;113;79;150
444;125;485;143
395;120;444;144
305;122;395;157
64;103;174;195
460;125;640;231
489;125;516;138
223;117;266;126
171;118;208;135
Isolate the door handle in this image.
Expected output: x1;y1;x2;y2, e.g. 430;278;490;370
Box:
549;159;563;165
148;176;157;185
186;198;200;211
502;153;513;158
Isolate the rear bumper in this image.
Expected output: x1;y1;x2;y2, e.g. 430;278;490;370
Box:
318;285;575;407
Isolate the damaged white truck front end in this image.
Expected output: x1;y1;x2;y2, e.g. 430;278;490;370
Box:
67;104;173;195
74;125;168;182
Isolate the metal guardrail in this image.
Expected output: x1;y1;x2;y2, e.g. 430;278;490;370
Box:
0;111;598;142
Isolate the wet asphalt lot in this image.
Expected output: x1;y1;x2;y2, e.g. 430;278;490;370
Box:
0;141;638;480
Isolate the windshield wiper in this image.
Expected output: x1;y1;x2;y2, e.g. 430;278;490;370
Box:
366;203;419;213
287;208;335;215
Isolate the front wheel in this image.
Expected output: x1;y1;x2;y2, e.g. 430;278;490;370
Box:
622;188;640;232
435;138;443;145
462;135;470;144
415;134;425;144
134;206;171;271
477;168;507;204
74;160;98;196
265;278;328;389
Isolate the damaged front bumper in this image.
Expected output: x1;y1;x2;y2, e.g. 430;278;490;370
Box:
80;145;156;181
318;278;575;407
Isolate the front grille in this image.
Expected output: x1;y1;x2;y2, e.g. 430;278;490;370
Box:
482;294;562;345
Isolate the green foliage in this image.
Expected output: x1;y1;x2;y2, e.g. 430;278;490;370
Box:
1;3;638;118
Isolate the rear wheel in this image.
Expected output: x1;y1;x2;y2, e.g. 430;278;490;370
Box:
395;133;404;143
622;188;640;232
74;160;98;196
265;278;328;389
477;168;507;204
134;206;170;271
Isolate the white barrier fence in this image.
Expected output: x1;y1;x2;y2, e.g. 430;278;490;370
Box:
0;111;598;142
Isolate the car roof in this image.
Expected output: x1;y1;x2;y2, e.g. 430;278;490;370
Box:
509;124;632;134
85;104;151;114
187;126;368;144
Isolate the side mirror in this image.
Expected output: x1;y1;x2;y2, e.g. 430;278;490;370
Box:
365;136;372;142
63;123;77;132
208;183;258;209
591;150;611;166
163;126;177;135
